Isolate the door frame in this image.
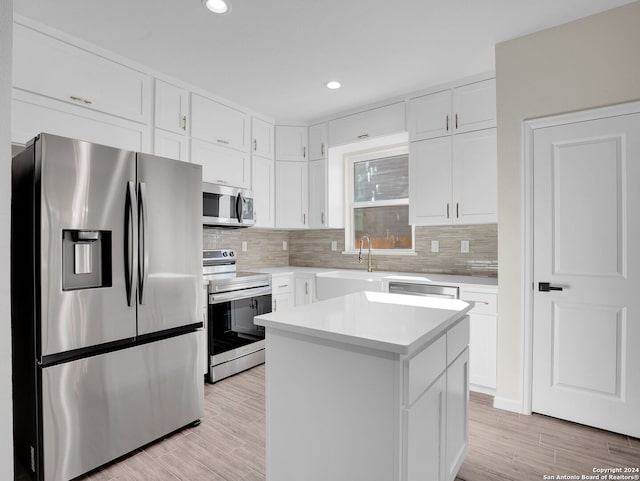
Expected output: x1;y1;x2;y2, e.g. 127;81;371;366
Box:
520;100;640;415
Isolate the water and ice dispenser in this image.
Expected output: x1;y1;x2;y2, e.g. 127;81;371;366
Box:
62;229;112;290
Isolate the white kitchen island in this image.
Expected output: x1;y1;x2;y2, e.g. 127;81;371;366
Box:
254;291;473;481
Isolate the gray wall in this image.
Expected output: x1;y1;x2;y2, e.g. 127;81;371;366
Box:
1;1;14;478
495;1;640;405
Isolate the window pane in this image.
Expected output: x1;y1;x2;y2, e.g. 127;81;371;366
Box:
354;205;412;249
354;154;408;202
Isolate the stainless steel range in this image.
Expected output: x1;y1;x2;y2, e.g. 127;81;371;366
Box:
203;249;271;383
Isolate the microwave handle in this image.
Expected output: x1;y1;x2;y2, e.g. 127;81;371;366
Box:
236;192;244;223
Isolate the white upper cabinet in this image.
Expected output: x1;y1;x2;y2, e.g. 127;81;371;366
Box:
409;136;453;225
191;138;249;188
408;78;496;142
154;80;189;135
252;155;275;228
275;161;308;229
275;125;308;161
252;117;275;159
308;158;326;228
407;90;451;141
409;129;497;226
308;123;328;161
452;79;496;134
452;129;497;224
191;94;249;152
13;23;150;124
154;129;189;161
328;102;405;147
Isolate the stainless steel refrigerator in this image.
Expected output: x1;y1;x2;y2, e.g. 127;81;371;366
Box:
11;133;204;481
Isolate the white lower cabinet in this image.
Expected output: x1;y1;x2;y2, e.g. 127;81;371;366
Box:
461;287;497;393
271;274;294;313
404;373;446;481
191;138;250;188
294;274;316;306
446;348;470;481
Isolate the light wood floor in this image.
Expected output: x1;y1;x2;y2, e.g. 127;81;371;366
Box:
16;364;640;480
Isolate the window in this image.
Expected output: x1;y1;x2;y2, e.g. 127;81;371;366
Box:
345;143;413;253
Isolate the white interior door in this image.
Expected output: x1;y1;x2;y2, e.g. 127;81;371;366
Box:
532;112;640;437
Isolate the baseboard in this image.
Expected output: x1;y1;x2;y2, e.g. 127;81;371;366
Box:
470;384;496;396
493;396;524;414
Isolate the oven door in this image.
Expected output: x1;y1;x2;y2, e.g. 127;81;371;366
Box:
202;182;254;227
208;289;271;358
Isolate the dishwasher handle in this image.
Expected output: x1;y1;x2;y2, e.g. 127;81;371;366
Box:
388;282;459;299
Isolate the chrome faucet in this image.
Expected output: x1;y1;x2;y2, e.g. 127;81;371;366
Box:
358;235;373;272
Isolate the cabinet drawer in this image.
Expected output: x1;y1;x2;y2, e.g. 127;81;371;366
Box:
461;291;497;316
13;23;150;124
447;316;470;366
272;275;294;295
405;334;446;406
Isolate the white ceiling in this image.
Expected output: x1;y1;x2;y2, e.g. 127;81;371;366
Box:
13;0;635;122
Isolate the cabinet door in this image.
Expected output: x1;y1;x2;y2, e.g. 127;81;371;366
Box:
275;161;309;229
407;90;451;142
409;137;452;226
13;23;150;124
294;276;315;306
452;129;497;224
12;92;151;153
328;102;406;147
252;117;275;159
154;129;189;161
275;125;308;161
446;348;469;481
404;373;446;481
191;94;249;152
452;78;496;134
155;80;188;135
191;138;249;188
272;293;294;312
252;155;275;228
308;159;326;228
309;123;328;161
468;313;497;390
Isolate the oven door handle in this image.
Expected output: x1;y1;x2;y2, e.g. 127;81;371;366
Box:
209;286;272;305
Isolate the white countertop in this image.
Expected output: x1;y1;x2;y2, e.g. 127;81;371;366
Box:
255;291;472;355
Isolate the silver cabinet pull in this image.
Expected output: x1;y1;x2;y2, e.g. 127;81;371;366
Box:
357;133;369;139
446;203;450;219
305;281;309;295
254;139;257;151
217;139;229;145
273;299;277;311
321;212;325;225
455;113;459;129
446;115;449;131
303;146;306;158
70;95;92;105
456;203;459;218
278;284;289;288
182;115;187;131
321;143;325;156
303;213;306;225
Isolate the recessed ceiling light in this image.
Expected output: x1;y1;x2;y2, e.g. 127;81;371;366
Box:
326;81;341;90
203;0;231;14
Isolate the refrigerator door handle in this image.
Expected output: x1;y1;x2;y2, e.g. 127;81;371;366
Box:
125;181;138;307
138;182;149;305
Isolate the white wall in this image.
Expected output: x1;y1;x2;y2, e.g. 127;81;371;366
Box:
495;1;640;408
0;0;14;478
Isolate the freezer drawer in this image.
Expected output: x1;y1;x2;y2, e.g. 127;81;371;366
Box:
40;331;203;481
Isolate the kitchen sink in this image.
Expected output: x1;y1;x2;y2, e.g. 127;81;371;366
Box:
315;270;388;300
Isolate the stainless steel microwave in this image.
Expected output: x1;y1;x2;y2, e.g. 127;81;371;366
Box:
202;182;255;228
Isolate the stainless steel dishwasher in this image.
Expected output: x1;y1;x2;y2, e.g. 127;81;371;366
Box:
388;281;459;299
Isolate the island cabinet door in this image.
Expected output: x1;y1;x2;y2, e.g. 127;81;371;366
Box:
446;347;470;481
403;373;446;481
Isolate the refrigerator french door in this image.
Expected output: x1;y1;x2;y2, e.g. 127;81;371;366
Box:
11;133;204;481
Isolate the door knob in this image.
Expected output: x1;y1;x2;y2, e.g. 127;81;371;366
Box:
538;282;564;292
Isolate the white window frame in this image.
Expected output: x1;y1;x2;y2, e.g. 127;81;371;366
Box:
343;139;415;255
